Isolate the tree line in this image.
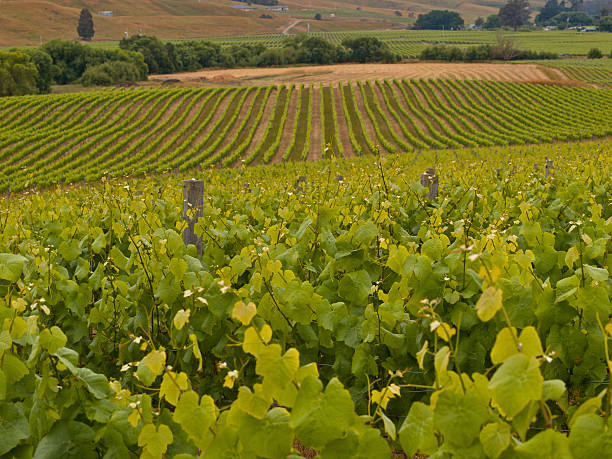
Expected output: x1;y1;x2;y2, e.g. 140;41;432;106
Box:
0;35;398;97
416;0;611;31
118;34;399;74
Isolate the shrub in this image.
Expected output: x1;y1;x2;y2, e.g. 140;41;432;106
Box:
81;61;145;86
342;37;399;63
587;48;603;59
0;51;39;96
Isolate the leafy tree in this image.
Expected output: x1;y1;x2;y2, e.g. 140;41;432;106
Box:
484;14;502;29
120;35;175;74
598;15;612;31
314;13;322;20
547;11;594;27
23;48;56;93
296;37;338;64
475;17;485;27
536;0;563;23
499;0;531;31
42;39;146;84
342;37;398;63
0;51;39;96
414;10;465;30
77;8;94;41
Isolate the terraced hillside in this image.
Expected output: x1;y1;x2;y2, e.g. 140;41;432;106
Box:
0;79;610;192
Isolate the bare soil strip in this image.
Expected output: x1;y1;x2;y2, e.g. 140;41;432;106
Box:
213;89;258;153
332;84;354;158
150;63;562;87
273;86;299;163
408;81;459;137
184;90;235;152
5;93;162;167
237;87;278;165
351;82;389;154
371;82;413;149
172;89;219;149
82;91;194;173
387;81;431;138
308;87;322;161
425;81;482;135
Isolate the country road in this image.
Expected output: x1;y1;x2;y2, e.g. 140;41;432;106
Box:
282;19;302;34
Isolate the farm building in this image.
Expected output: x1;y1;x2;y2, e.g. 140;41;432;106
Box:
98;11;113;17
231;4;255;11
264;5;289;11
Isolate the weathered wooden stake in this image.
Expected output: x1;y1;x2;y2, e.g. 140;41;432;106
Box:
182;179;204;255
545;157;554;178
295;176;307;194
420;167;438;200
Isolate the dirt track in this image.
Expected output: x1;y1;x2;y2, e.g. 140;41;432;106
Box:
149;62;566;86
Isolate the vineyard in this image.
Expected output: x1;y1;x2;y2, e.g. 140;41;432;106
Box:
204;30;612;57
539;59;612;88
0;138;610;456
0;79;610;192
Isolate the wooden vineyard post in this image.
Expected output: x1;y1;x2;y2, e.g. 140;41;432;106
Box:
182;179;204;255
295;176;307;194
545;157;554;178
420;167;438;200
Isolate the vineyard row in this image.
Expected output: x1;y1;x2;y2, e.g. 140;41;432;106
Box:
0;79;610;191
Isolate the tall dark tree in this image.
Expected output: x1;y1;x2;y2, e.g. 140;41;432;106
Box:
499;0;531;30
77;8;95;41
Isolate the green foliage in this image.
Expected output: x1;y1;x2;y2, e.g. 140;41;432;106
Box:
22;49;55;94
588;47;603;59
414;9;465;30
41;39;147;85
0;51;39;96
77;8;95;41
81;61;146;86
419;43;558;61
118;33;399;75
0;140;609;455
341;37;398;63
600;15;612;32
499;0;531;31
547;11;594;28
484;14;502;29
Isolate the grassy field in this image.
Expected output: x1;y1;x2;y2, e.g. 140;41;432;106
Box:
0;78;609;191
